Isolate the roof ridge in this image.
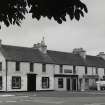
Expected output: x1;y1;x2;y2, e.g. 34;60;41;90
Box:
2;44;34;50
48;50;73;55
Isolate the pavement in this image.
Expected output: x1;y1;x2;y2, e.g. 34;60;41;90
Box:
0;91;105;105
1;90;105;97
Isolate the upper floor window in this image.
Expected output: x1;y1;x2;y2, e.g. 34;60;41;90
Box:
12;76;21;89
104;68;105;75
73;66;76;74
0;76;2;90
85;66;87;75
42;64;46;72
96;67;98;75
16;62;20;71
0;62;2;71
30;63;34;72
60;65;63;73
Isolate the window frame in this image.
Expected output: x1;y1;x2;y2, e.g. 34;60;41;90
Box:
73;65;76;74
42;64;46;73
85;66;87;75
60;65;63;73
58;78;63;88
96;67;98;75
30;63;34;72
0;76;2;90
12;76;21;89
42;77;49;88
16;62;20;71
0;62;2;71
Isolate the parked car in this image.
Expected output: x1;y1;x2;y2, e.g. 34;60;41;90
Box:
96;80;105;90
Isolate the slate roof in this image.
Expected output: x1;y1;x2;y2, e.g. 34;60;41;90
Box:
1;45;54;64
1;44;105;68
47;50;85;66
47;50;105;68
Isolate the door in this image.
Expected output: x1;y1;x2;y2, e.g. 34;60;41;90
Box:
27;74;36;91
66;78;70;91
72;78;77;91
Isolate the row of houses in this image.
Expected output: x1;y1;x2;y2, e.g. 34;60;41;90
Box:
0;39;105;92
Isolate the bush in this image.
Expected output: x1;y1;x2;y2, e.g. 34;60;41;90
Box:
89;85;97;90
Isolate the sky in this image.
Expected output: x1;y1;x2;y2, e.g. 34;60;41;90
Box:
0;0;105;56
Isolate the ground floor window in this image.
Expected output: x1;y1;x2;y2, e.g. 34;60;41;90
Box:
0;77;2;90
12;76;21;89
58;78;63;88
42;77;49;88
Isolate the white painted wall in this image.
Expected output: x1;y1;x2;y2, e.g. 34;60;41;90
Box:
54;65;73;75
7;75;27;91
76;66;85;77
54;77;66;91
98;68;104;78
7;62;54;91
63;65;73;75
54;65;60;74
36;75;54;90
87;67;96;75
0;51;6;91
87;67;93;75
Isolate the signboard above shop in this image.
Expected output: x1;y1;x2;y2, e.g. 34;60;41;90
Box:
64;69;72;73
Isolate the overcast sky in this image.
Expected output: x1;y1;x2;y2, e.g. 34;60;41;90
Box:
0;0;105;55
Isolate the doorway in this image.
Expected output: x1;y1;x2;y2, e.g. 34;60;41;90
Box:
27;74;36;91
66;78;70;91
72;78;77;91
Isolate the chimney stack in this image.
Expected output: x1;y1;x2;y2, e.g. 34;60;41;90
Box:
72;48;86;59
97;52;105;60
33;37;47;54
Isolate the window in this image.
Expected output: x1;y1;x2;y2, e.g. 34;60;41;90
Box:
42;77;49;88
0;77;2;90
73;66;76;74
42;64;46;72
30;63;34;72
0;62;2;71
16;62;20;71
85;66;87;74
12;76;21;89
96;68;98;74
58;78;63;88
60;65;63;73
104;68;105;75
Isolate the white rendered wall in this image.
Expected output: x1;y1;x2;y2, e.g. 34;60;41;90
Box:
0;51;6;91
7;62;54;91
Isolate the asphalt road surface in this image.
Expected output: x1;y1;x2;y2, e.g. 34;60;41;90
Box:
0;92;105;105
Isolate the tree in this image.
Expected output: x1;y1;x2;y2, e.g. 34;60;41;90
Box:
0;0;88;29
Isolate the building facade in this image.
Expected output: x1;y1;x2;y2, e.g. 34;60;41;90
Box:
0;39;105;92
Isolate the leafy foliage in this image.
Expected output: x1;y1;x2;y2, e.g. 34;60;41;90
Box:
0;0;88;28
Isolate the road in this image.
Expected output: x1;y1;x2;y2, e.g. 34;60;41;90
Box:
0;92;105;105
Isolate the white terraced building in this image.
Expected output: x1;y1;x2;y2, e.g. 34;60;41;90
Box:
0;39;105;92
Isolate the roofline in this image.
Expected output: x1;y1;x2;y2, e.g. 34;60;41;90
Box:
6;59;105;68
6;59;54;64
2;45;101;58
2;44;33;49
